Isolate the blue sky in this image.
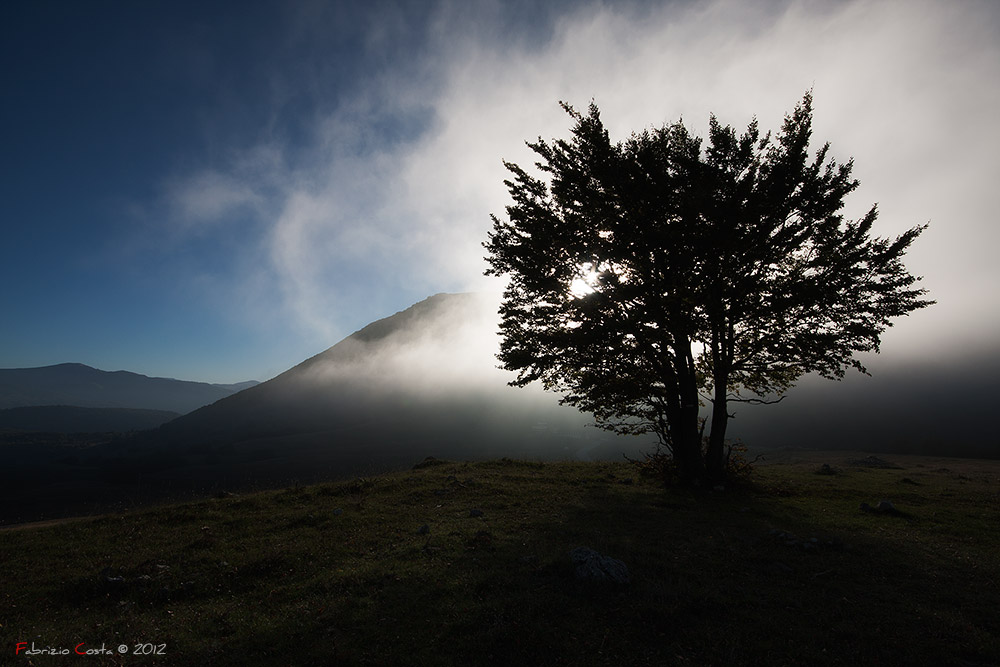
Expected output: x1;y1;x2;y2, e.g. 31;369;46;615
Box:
2;0;998;384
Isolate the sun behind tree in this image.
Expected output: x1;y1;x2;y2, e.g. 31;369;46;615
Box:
484;93;933;484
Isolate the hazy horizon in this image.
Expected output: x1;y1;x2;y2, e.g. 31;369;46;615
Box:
4;290;997;461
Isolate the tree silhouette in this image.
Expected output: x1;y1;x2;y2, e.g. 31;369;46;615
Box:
484;93;933;483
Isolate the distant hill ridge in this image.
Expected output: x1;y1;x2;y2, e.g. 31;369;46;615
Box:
0;363;259;415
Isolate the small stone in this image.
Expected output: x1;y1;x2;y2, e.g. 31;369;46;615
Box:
570;547;630;585
417;524;430;535
469;508;484;518
333;508;343;516
862;500;903;516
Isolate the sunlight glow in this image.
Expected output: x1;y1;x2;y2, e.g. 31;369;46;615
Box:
569;264;600;298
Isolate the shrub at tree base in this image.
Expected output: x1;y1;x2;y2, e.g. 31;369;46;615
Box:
629;440;756;487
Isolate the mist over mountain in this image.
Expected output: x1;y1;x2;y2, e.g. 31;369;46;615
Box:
141;293;629;471
89;292;1000;468
0;363;259;414
139;290;999;487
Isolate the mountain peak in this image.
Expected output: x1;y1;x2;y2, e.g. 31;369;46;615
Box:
347;292;480;344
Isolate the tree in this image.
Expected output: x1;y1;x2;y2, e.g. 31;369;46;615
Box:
483;93;933;483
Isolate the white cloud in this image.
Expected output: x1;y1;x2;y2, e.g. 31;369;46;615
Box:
161;0;1000;361
396;0;1000;358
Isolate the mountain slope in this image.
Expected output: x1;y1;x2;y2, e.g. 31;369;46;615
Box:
0;363;259;414
140;293;625;472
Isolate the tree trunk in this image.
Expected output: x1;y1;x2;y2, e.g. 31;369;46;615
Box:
705;316;731;482
671;332;705;483
672;402;704;483
705;379;729;481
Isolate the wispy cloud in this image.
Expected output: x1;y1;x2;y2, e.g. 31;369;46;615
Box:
167;170;264;229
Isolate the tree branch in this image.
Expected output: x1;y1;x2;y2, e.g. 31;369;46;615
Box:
727;395;787;405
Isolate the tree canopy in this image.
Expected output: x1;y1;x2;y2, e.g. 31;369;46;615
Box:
484;93;933;482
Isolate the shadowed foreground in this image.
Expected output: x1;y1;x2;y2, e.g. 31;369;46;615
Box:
2;451;998;666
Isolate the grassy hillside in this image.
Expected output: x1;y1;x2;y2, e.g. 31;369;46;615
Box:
2;451;998;666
